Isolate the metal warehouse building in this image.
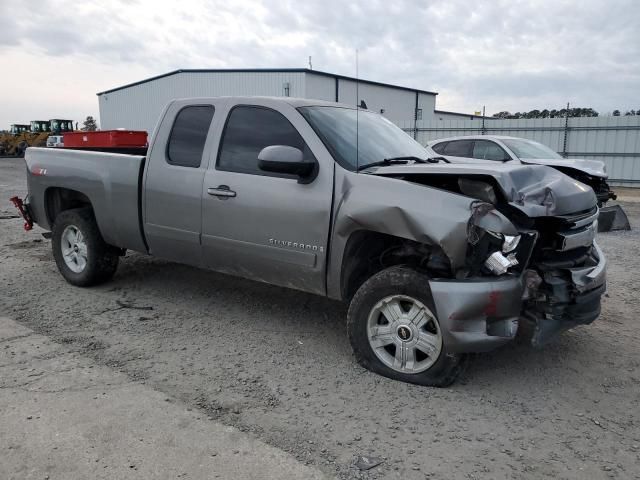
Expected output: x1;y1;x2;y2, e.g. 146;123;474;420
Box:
97;68;441;133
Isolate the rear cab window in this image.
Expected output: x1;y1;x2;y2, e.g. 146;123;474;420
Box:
167;105;215;168
217;105;315;177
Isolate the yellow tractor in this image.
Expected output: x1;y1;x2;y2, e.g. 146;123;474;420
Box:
0;124;31;157
28;120;53;149
49;119;74;134
0;119;74;157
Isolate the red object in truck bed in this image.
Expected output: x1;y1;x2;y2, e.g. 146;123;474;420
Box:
63;130;148;148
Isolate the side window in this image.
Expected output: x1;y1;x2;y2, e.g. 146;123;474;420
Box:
431;142;448;154
218;106;314;176
443;140;473;157
472;140;510;161
167;105;215;168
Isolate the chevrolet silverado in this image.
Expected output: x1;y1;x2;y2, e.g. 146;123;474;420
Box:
12;97;606;386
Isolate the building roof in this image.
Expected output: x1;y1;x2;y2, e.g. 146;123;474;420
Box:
96;68;438;96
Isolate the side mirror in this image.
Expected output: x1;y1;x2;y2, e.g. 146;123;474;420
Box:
258;145;316;182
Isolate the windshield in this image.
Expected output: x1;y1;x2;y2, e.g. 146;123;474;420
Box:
502;138;563;160
298;106;428;171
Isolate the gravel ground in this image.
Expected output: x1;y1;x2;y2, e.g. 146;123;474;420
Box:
1;157;639;479
0;316;328;480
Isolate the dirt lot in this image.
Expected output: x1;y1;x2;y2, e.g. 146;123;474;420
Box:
1;157;639;479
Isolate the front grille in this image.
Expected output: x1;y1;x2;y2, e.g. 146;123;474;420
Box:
521;206;604;335
529;206;598;270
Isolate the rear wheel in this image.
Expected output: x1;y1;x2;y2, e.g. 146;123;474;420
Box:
51;208;119;286
347;266;466;387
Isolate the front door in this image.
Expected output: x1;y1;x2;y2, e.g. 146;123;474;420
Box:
201;102;334;295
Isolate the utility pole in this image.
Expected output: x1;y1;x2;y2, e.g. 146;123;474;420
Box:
562;102;570;158
481;105;486;135
308;56;312;70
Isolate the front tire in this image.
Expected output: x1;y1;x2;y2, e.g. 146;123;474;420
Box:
51;208;119;287
347;266;466;387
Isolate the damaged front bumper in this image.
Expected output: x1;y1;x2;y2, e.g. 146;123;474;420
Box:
429;276;523;353
428;242;606;353
527;242;606;347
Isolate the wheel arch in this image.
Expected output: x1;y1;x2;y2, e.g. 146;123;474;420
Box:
45;187;93;227
339;229;452;302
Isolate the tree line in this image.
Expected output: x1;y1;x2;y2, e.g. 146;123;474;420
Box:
492;108;640;119
612;109;639;116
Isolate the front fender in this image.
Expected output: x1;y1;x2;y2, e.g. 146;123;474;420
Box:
326;170;516;300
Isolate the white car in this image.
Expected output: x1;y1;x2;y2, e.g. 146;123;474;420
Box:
46;135;64;148
425;135;615;206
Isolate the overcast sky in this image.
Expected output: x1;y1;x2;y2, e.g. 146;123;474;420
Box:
0;0;638;128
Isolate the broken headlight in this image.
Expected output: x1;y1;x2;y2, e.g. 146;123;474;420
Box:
502;234;521;253
484;251;519;275
467;204;524;276
483;231;521;275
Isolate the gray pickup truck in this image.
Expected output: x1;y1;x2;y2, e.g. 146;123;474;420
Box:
13;97;606;386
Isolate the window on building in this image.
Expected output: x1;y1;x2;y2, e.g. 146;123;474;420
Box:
167;106;215;168
217;106;314;176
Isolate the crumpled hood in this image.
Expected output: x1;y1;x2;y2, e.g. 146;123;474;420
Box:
518;157;607;178
368;163;597;217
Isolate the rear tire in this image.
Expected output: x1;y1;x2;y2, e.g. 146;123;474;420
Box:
347;266;466;387
51;208;119;287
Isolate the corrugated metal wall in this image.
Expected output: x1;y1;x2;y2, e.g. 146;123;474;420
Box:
433;111;483;121
304;73;335;101
99;70;438;133
336;79;418;124
303;73;437;125
99;71;306;132
399;116;640;186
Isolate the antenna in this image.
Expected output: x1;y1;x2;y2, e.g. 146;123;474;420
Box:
356;48;359;172
308;56;312;70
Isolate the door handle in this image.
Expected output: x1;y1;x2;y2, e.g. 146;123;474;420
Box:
207;185;236;198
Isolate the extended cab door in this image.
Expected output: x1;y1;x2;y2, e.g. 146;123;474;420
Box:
143;100;217;266
201;100;334;295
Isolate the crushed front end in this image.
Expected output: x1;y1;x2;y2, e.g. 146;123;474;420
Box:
429;203;606;351
450;182;607;350
519;207;606;346
369;163;607;352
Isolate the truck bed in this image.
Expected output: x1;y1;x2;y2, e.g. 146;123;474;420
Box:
24;147;147;253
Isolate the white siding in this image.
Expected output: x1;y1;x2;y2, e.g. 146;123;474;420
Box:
418;93;436;121
304;73;336;101
337;79;428;124
98;71;306;132
98;69;438;132
433;110;482;121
